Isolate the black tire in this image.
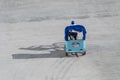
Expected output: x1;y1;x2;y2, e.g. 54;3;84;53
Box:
82;52;86;55
75;53;79;57
71;52;74;55
66;52;68;56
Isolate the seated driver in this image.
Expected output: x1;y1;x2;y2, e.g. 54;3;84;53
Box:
68;30;78;40
65;20;86;41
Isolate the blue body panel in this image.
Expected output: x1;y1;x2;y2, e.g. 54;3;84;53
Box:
65;39;86;53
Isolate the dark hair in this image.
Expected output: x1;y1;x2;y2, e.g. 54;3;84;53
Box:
71;20;75;24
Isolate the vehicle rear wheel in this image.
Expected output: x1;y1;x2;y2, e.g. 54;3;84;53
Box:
82;52;86;55
66;52;68;56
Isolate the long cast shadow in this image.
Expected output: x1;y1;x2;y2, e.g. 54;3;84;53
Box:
12;42;66;59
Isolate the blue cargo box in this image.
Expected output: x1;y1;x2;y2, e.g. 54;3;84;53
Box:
65;39;86;53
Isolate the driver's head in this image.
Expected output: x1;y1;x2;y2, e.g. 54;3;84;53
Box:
71;20;75;25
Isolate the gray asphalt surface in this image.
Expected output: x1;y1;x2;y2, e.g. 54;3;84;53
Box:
0;0;120;80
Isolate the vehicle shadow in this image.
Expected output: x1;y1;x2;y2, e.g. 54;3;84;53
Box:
12;42;66;59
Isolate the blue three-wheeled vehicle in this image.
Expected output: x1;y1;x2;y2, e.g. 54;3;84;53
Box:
64;21;87;57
